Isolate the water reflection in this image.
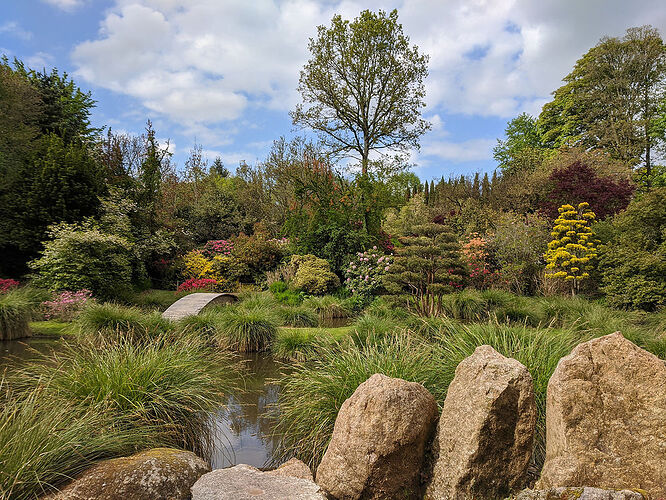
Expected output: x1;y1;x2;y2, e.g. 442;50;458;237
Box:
209;352;285;469
0;338;60;368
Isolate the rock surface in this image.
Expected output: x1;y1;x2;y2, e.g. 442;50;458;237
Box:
50;448;209;500
425;345;536;500
516;487;647;500
316;373;438;500
265;458;313;481
537;332;666;497
190;464;326;500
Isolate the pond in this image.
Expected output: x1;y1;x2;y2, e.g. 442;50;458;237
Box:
0;338;283;470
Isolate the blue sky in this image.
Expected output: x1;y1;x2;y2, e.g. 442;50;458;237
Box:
2;0;665;180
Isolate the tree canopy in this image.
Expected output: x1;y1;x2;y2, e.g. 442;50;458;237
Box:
291;9;430;176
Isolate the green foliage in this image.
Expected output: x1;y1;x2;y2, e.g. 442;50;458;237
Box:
278;305;319;327
291;9;430;176
216;304;279;352
77;302;174;337
0;380;145;500
291;254;341;295
232;233;285;282
544;203;600;294
302;295;353;320
274;334;446;468
0;288;45;340
493;112;549;174
272;326;352;362
121;289;190;311
599;188;666;310
384;223;465;316
30;222;134;300
487;212;551;295
538;26;666;178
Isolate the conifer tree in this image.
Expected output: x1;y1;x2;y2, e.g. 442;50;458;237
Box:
544;202;600;295
384;223;465;316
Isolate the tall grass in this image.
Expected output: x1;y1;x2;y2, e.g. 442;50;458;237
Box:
77;302;174;337
121;289;190;311
274;334;447;468
216;305;279;352
0;288;46;340
0;379;146;500
303;296;353;321
277;305;319;327
176;310;224;339
12;332;232;459
272;326;353;361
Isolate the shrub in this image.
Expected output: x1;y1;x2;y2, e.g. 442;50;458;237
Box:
343;247;392;300
177;278;221;292
0;279;20;293
41;290;92;321
291;255;340;295
30;222;133;300
544;202;600;295
460;234;501;290
486;212;550;295
384;223;465;316
599;188;666;310
232;233;284;281
202;239;233;257
217;305;279;352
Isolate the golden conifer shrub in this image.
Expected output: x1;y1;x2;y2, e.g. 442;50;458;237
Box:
544;202;600;295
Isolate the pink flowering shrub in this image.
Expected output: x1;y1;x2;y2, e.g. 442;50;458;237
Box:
202;240;234;257
344;246;392;299
42;289;93;321
177;278;220;292
0;279;20;293
461;234;501;290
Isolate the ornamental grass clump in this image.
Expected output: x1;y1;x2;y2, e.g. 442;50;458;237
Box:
217;304;279;352
0;378;146;500
11;332;232;460
0;287;45;340
278;305;319;327
77;302;174;337
303;295;352;320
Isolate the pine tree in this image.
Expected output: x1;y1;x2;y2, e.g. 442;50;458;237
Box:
424;181;430;205
481;173;491;200
429;180;435;204
384;223;465;316
544;202;600;295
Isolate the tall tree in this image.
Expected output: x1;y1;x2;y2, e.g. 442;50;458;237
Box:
291;9;430;176
493;112;547;174
538;26;666;185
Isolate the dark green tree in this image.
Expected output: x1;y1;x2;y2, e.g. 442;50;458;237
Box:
291;9;430;176
384;223;465;316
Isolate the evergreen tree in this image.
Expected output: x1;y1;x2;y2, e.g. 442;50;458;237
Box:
384;223;465;316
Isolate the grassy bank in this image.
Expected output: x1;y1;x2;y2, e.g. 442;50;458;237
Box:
0;330;236;499
0;288;47;341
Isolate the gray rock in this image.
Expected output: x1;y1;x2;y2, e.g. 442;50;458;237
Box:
515;486;647;500
49;448;209;500
537;332;666;498
426;345;536;500
316;373;438;500
265;458;313;481
190;464;326;500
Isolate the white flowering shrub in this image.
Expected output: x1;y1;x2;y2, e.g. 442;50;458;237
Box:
343;246;392;299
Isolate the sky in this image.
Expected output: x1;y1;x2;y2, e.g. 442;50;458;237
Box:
1;0;665;180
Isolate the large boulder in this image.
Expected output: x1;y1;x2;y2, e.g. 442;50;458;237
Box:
516;487;647;500
190;463;326;500
425;345;536;500
316;373;438;500
49;448;210;500
537;333;666;497
265;458;313;481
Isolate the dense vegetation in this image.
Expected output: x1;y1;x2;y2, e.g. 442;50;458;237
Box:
1;9;665;499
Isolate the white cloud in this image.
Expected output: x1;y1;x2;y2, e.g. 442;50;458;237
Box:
26;52;54;69
0;21;32;41
71;0;666;152
42;0;85;11
421;138;495;163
